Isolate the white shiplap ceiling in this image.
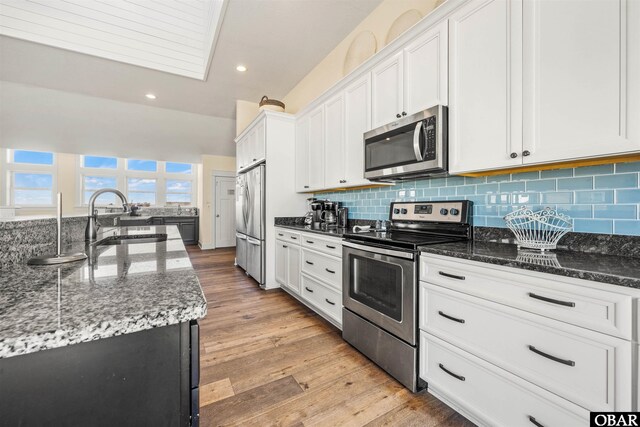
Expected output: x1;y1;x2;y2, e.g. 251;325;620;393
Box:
0;0;226;80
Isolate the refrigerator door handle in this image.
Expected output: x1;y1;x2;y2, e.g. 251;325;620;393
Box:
243;182;250;228
247;237;260;245
235;233;246;240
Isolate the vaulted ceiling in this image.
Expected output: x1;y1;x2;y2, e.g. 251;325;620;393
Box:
0;0;383;160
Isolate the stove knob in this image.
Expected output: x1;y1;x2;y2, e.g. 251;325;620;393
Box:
400;208;408;214
450;208;460;216
393;208;400;214
440;208;449;216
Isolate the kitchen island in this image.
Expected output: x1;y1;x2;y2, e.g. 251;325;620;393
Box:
0;225;206;426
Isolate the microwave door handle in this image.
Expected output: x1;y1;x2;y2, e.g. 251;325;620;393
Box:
413;121;424;161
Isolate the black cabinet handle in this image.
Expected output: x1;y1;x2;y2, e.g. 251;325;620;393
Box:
282;245;288;248
306;240;314;244
438;310;465;324
510;152;518;158
278;233;283;236
528;416;544;427
396;113;402;118
523;150;531;156
305;260;314;265
325;298;336;306
438;271;466;281
291;236;298;240
325;268;335;274
305;287;314;293
402;111;407;116
528;345;575;366
528;292;575;307
252;158;257;161
439;363;465;381
304;185;309;189
326;245;336;249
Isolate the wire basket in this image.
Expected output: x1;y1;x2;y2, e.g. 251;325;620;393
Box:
504;207;573;251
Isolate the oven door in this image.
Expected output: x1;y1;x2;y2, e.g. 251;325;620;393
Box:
342;241;417;345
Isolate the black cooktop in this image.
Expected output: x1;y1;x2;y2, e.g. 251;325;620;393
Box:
343;230;467;251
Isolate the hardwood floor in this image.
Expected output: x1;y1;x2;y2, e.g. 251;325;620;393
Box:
186;246;474;427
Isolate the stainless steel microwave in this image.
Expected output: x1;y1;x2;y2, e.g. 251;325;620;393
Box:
364;105;447;181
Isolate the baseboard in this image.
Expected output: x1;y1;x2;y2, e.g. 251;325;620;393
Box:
198;242;215;250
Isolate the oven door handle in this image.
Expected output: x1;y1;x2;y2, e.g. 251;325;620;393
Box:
413;121;424;161
342;240;414;260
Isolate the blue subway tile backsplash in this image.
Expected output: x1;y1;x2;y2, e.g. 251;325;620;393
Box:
316;161;640;236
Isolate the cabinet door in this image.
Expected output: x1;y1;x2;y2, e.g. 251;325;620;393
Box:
308;105;325;191
253;118;266;162
404;20;449;114
287;245;301;294
344;74;372;186
180;220;197;244
522;0;640;163
448;0;523;174
295;115;310;192
371;51;404;128
236;138;247;171
324;93;345;188
275;241;287;286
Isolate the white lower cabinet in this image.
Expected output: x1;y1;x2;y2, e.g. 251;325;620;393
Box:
420;332;588;427
275;227;342;328
420;254;639;422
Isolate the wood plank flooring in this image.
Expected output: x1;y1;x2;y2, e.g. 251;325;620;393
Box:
186;246;474;427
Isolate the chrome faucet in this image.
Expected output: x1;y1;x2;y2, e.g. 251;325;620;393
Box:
85;188;128;242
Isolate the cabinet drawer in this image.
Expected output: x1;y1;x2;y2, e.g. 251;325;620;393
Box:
301;274;342;325
275;228;301;244
420;283;633;411
301;249;341;291
420;254;634;340
300;233;342;257
420;332;588;427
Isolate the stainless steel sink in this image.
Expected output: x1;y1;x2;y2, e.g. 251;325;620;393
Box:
95;234;168;246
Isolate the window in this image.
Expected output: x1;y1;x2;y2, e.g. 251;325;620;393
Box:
12;150;54;165
127;159;157;172
166;179;192;205
12;172;54;205
83;156;117;169
4;149;56;207
82;176;118;205
127;178;156;205
166;162;192;174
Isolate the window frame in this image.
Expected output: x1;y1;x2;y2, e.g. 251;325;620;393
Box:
3;149;57;208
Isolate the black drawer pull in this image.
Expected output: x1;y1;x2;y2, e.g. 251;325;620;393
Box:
306;240;314;244
326;245;336;249
325;298;335;306
439;363;465;381
438;311;465;324
528;292;575;307
283;245;288;248
528;345;575;366
325;268;335;274
278;233;283;236
305;287;314;293
528;416;544;427
305;260;314;265
438;271;465;281
291;236;298;240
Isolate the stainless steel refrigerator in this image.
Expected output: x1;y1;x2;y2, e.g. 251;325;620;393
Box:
235;164;265;287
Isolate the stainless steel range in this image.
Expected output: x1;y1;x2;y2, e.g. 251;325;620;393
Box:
342;200;472;391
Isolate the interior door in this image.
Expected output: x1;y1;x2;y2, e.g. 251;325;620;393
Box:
522;0;640;163
235;174;246;234
215;176;236;248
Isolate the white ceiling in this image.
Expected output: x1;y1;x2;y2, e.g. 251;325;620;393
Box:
0;0;384;161
0;0;226;79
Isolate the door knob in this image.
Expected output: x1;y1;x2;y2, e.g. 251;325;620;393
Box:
510;152;518;158
522;150;531;156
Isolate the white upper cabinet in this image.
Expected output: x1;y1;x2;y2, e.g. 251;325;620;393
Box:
295;115;310;192
236;116;267;173
344;74;372;187
253;119;266;162
449;0;523;174
404;20;449;115
522;0;640;164
450;0;640;174
324;93;346;188
371;51;404;128
307;105;325;191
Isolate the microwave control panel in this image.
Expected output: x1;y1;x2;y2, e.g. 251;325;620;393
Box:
422;116;437;161
390;201;470;223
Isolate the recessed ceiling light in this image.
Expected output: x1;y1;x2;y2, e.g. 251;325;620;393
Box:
145;93;156;100
236;65;247;72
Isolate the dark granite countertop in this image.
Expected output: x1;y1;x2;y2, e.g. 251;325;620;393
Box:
419;241;640;289
0;225;207;359
275;223;349;237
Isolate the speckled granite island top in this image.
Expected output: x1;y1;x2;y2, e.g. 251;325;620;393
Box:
420;241;640;289
0;225;207;359
275;224;349;237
